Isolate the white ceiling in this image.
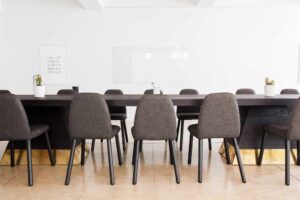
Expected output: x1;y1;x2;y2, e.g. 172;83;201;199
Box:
101;0;300;7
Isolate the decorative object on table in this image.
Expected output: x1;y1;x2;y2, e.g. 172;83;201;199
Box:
33;74;46;98
264;77;276;97
151;82;160;94
40;46;69;85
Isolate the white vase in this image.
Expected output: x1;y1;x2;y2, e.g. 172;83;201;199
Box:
154;86;160;94
34;86;46;98
264;85;276;97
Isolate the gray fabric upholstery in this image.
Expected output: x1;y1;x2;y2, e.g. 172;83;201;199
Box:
280;89;299;94
177;89;200;119
57;89;76;95
69;93;119;139
132;95;176;140
0;94;48;140
235;88;255;125
287;98;300;140
30;125;50;139
264;124;288;139
105;89;127;118
189;93;241;139
236;88;256;95
0;90;11;94
144;89;163;95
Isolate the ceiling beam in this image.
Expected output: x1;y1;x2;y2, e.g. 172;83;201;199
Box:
77;0;104;10
195;0;217;6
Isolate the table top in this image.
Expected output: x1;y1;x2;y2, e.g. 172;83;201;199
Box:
17;94;300;107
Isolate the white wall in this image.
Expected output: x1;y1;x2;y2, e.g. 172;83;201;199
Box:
1;0;300;95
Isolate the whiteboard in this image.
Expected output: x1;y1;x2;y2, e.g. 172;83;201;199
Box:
113;46;189;84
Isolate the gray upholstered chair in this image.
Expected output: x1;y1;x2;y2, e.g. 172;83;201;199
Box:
257;97;300;185
0;94;55;186
137;89;164;151
0;90;11;94
232;88;256;166
57;89;76;95
177;89;212;152
131;95;180;185
65;93;122;186
91;89;128;152
187;93;246;183
280;89;299;112
144;89;163;95
236;88;256;95
280;89;299;94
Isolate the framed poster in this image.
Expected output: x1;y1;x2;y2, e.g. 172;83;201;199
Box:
40;46;69;85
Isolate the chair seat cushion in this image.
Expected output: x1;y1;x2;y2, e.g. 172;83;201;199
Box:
177;113;199;120
264;124;289;139
188;124;198;137
110;113;127;120
112;125;121;137
30;124;50;139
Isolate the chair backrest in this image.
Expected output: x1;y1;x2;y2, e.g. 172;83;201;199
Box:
236;88;256;95
0;94;31;140
144;89;163;95
68;93;113;139
177;89;200;114
0;90;11;94
197;93;240;139
133;95;176;140
105;89;126;114
57;89;76;95
288;98;300;140
280;89;299;94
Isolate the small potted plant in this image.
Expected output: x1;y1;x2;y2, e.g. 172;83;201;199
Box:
33;74;46;98
264;77;276;97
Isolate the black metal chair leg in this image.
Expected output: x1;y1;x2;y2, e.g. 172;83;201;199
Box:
81;139;85;166
133;140;140;185
198;139;203;183
121;121;126;152
65;139;76;185
257;131;267;166
168;140;174;165
188;134;193;165
297;140;300;166
285;140;290;185
224;138;231;165
233;138;246;183
45;132;55;166
122;120;129;143
179;120;184;151
132;140;137;165
107;139;115;185
139;140;143;152
91;139;95;152
115;135;123;166
208;138;212;151
26;140;33;186
170;140;180;184
10;141;14;167
176;120;181;142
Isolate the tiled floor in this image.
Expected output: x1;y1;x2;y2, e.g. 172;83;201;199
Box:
1;126;300;200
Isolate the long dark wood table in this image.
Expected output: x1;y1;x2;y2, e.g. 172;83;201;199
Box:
19;94;299;107
13;94;300;150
